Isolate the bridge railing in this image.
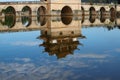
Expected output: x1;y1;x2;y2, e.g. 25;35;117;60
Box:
0;1;44;5
82;2;116;6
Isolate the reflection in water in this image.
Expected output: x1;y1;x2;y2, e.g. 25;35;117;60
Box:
36;16;85;59
81;6;85;24
110;7;116;22
100;15;106;23
89;15;96;23
110;16;115;22
100;7;106;23
21;6;32;27
61;6;73;25
1;8;120;80
2;6;16;28
37;6;47;26
61;16;73;25
39;27;85;59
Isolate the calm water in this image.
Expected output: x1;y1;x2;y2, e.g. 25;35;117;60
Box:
0;17;120;80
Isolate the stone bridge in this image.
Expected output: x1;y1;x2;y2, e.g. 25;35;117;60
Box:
0;0;120;31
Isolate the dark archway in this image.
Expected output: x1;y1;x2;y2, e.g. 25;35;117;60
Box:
37;6;47;26
81;6;85;23
4;6;16;28
61;6;73;25
89;7;96;16
100;7;106;23
89;7;96;23
61;6;73;16
21;6;32;27
110;7;116;22
89;15;96;23
100;7;106;16
110;7;116;17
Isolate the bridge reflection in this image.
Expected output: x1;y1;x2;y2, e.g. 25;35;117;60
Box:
37;16;120;59
38;17;85;59
0;15;120;31
39;28;84;59
0;16;120;58
0;4;119;31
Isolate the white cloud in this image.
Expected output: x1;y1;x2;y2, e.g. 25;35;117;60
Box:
71;53;109;59
104;48;120;53
0;53;112;80
11;41;42;46
115;48;120;52
15;58;31;62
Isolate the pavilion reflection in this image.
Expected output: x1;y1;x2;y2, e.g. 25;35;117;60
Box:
38;17;85;59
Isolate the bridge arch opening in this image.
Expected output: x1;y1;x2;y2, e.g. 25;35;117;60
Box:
110;7;116;17
81;6;85;23
37;6;47;26
89;7;96;16
89;15;96;23
89;7;96;23
100;7;106;16
100;7;106;23
21;6;32;27
3;6;16;28
110;7;116;22
61;6;73;25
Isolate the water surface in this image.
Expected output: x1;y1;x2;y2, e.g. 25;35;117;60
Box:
0;17;120;80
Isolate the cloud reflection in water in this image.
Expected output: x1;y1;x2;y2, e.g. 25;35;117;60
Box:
0;53;112;80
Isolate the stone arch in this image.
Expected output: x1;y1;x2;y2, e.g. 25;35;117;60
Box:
81;6;85;23
100;7;106;23
61;6;73;16
89;15;96;23
89;7;96;16
21;6;32;27
61;6;73;25
3;6;16;28
100;7;106;16
89;7;96;23
110;7;116;17
110;7;116;22
37;6;47;26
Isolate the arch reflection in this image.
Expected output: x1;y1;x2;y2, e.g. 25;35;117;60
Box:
37;6;47;26
100;7;106;23
21;6;32;27
2;6;16;28
81;6;85;23
89;15;96;23
89;7;96;23
110;7;116;22
89;7;96;16
61;6;73;25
